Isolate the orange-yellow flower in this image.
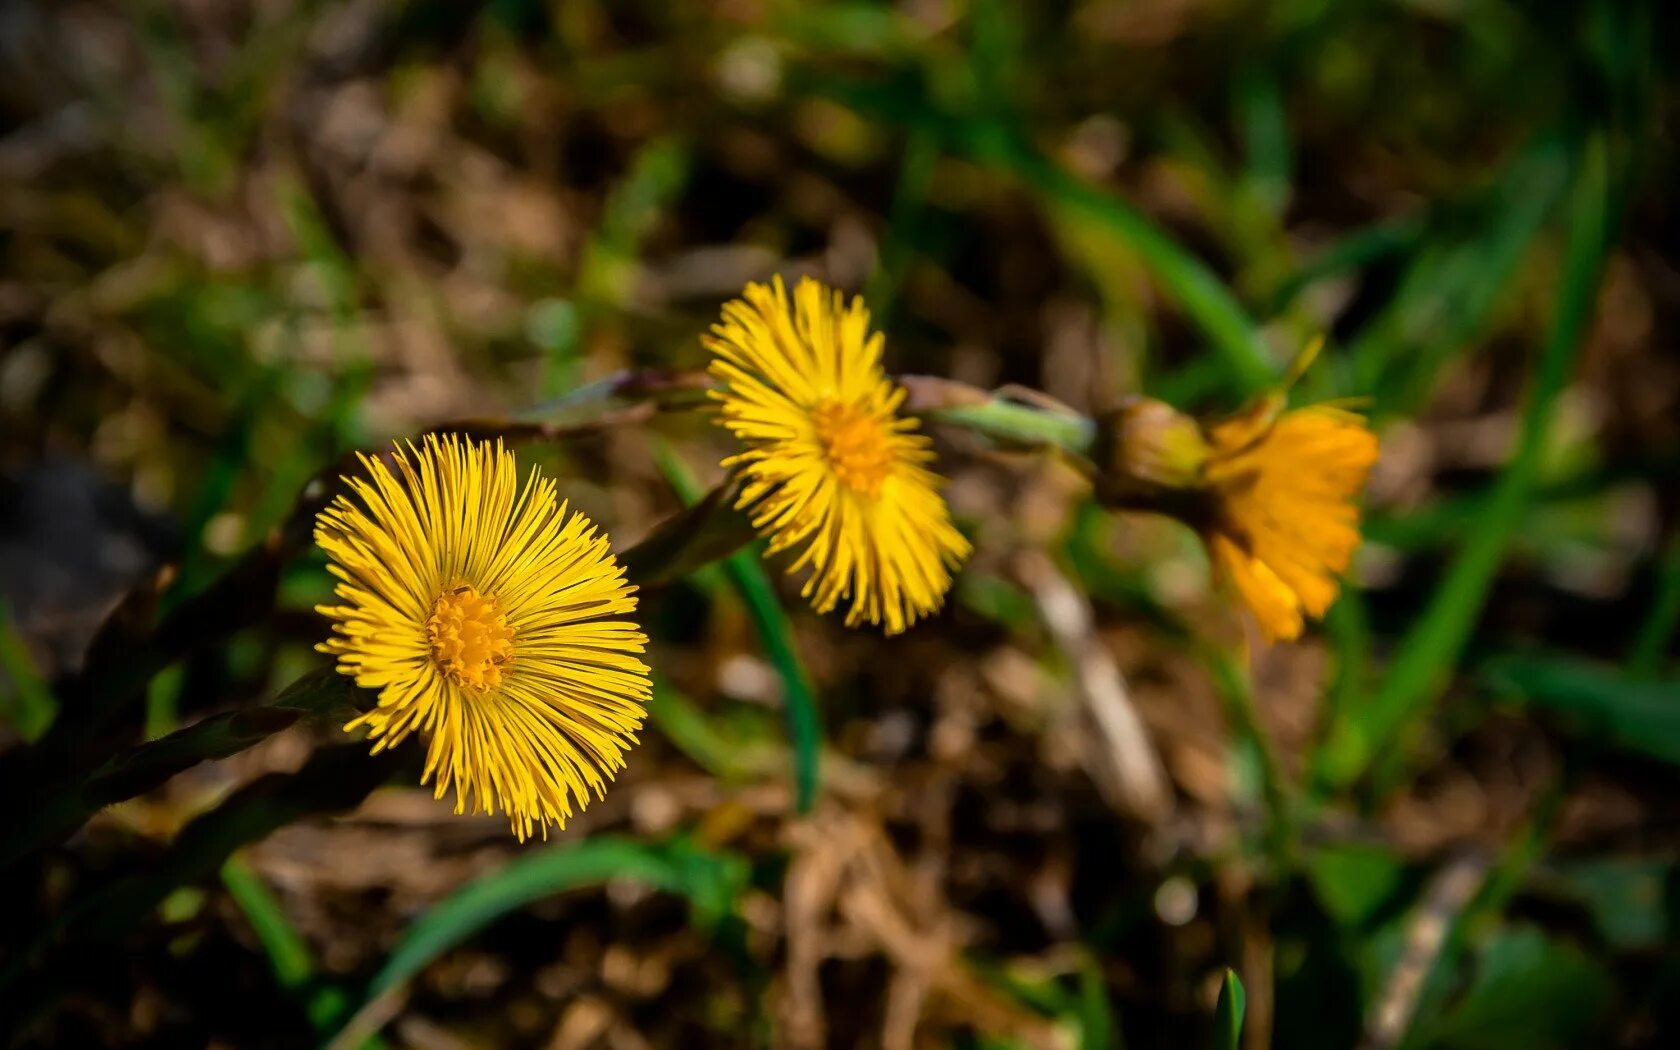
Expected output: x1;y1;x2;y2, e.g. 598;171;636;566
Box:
705;276;971;634
1097;348;1379;642
314;434;651;839
1199;400;1379;642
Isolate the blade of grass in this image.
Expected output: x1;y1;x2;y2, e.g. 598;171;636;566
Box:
1316;133;1615;793
222;854;312;987
1483;656;1680;767
563;134;692;398
1216;968;1247;1050
1076;952;1120;1050
1629;535;1680;678
221;853;371;1038
1387;782;1566;1048
1236;64;1291;219
803;76;1277;394
957;0;1272;392
1266;215;1424;317
0;595;56;741
331;837;744;1047
1347;133;1572;413
863;122;940;322
647;676;778;782
651;442;822;813
977;131;1277;395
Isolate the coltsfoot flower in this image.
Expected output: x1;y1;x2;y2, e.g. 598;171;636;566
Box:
315;434;651;839
1199;398;1380;642
1097;347;1380;642
705;276;971;634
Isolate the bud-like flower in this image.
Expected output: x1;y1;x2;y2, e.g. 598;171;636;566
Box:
1093;355;1379;642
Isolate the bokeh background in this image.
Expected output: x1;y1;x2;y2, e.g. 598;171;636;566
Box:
2;0;1677;1047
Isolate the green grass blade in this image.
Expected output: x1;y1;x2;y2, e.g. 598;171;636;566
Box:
0;595;56;741
984;135;1276;394
1629;536;1680;678
1077;952;1120;1050
864;123;940;321
225;852;363;1035
718;537;824;813
1236;65;1291;218
803;75;1276;394
1484;656;1680;767
647;677;773;781
1215;968;1246;1050
1267;215;1424;316
334;837;743;1043
1316;133;1615;792
221;854;313;989
653;443;822;813
1347;134;1572;412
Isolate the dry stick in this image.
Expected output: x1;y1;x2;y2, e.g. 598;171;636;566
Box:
1241;912;1275;1050
1360;851;1491;1050
325;987;408;1050
1016;549;1172;824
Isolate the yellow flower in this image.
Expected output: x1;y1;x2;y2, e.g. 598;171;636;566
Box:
314;434;651;840
1200;399;1380;642
1095;342;1380;642
705;276;970;634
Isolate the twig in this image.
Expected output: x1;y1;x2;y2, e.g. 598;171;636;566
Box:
1360;851;1490;1050
1017;549;1172;823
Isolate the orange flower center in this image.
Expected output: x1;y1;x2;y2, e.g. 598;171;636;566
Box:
427;584;515;689
813;400;893;497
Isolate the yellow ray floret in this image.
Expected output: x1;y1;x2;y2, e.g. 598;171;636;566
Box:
705;275;971;634
1202;400;1380;643
314;433;651;840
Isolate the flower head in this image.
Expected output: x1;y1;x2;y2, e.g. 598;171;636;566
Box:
1095;347;1379;642
315;434;651;839
1199;398;1380;642
705;276;970;634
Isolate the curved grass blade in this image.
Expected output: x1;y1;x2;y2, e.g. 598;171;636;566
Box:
222;854;364;1036
222;854;313;988
1629;535;1680;678
975;133;1277;395
1316;133;1616;793
332;837;744;1047
651;443;822;813
1484;656;1680;767
1215;968;1246;1050
0;595;55;741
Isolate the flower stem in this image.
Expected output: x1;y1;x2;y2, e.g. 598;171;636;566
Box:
926;399;1097;455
